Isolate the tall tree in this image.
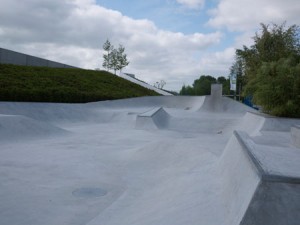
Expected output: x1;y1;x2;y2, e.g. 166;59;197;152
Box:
217;76;230;95
229;57;244;97
179;85;194;95
110;48;119;74
193;75;216;95
179;75;230;96
233;22;300;117
102;41;130;74
154;80;166;89
251;57;300;116
102;39;113;71
116;44;129;73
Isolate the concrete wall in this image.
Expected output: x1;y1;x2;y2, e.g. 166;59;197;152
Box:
211;84;222;97
291;125;300;148
0;47;77;68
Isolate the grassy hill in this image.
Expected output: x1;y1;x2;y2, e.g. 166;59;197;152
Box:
0;64;159;103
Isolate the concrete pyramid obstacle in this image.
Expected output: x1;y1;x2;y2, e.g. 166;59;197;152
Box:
135;107;170;130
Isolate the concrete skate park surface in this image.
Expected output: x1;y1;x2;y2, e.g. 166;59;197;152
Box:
0;95;300;224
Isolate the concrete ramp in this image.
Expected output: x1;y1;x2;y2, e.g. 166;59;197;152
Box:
1;91;300;225
0;102;125;124
260;116;300;132
136;107;238;134
237;112;266;136
219;130;300;225
135;107;170;130
96;96;205;111
0;114;68;141
237;111;300;136
199;96;256;114
197;84;256;114
218;132;261;225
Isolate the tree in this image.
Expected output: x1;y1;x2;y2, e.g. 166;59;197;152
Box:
179;75;230;96
233;22;300;117
251;57;300;116
229;58;244;98
102;40;130;74
154;80;166;89
110;48;119;74
102;39;113;71
217;76;230;95
116;45;129;73
193;75;216;95
179;85;194;95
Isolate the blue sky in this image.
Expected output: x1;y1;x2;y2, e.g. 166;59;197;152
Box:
95;0;236;47
96;0;211;33
0;0;299;91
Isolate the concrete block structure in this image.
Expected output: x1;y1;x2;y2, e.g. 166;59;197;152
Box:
291;125;300;148
0;47;77;68
211;83;222;98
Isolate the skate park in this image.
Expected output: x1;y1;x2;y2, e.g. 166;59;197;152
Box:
0;84;300;225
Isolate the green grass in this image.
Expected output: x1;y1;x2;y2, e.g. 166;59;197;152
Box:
0;64;159;103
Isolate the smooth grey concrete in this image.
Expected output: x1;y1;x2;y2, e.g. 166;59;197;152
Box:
119;73;173;96
211;83;222;97
236;130;300;182
136;107;170;130
0;47;76;68
241;182;300;225
291;125;300;148
218;133;261;225
199;96;256;113
0;47;27;65
235;130;300;224
0;114;68;142
0;93;300;225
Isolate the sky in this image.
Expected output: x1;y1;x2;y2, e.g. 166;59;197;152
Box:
0;0;299;91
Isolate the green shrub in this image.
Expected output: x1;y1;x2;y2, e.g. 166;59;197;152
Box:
250;57;300;117
0;64;159;103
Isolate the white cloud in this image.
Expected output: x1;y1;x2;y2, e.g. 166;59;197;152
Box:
200;0;300;90
233;31;255;49
207;0;300;32
0;0;222;91
1;0;300;92
176;0;205;9
159;47;236;89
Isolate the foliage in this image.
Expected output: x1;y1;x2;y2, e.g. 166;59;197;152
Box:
102;39;113;71
154;80;166;89
0;64;159;103
102;40;129;74
115;45;130;73
179;75;230;96
229;57;244;95
193;75;216;95
179;85;194;95
233;22;300;117
217;76;231;95
250;57;300;117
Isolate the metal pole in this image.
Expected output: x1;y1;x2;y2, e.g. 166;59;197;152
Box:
238;83;241;101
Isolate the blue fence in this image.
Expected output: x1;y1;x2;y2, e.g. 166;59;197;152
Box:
0;47;77;68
